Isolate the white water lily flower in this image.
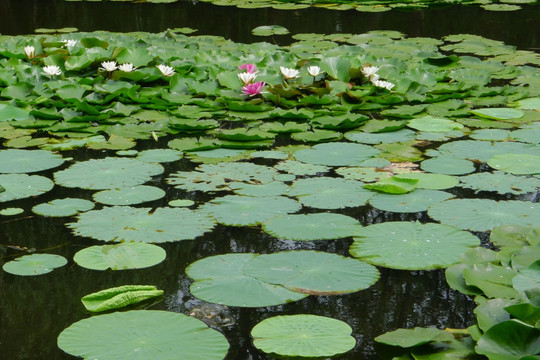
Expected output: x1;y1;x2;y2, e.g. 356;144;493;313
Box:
100;61;118;72
24;46;35;59
372;79;395;91
361;66;379;80
238;72;257;84
157;64;175;77
63;39;78;48
118;63;135;72
307;66;322;77
42;65;61;76
280;66;299;79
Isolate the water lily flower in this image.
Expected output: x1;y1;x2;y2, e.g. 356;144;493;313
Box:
238;63;257;73
242;81;266;96
280;66;299;79
362;66;379;81
63;39;78;48
238;72;257;85
42;65;61;77
118;63;135;72
157;64;175;77
307;65;323;77
100;61;118;72
372;79;395;91
24;46;35;59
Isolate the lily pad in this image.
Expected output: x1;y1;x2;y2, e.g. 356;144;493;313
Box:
81;285;164;312
458;172;540;195
293;142;380;166
3;253;67;276
487;153;540;175
0;207;23;216
394;172;459;190
421;156;476;175
73;242;166;270
243;251;379;295
369;189;454;213
0;149;64;173
375;327;454;347
67;206;216;243
57;310;229;360
251;314;356;357
32;198;94;217
186;253;308;307
471;107;524;120
350;221;479;270
476;320;540;360
0;174;54;203
252;25;289;36
364;176;418;194
92;185;165;205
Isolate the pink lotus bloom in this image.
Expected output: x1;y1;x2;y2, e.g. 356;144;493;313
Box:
242;81;266;96
238;63;257;73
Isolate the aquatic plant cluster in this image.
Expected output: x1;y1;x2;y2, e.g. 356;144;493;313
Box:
0;29;539;359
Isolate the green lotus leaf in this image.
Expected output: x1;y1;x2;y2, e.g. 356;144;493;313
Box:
0;174;54;203
92;185;165;205
293;142;380;166
345;129;416;144
81;285;163;312
67;206;215;243
73;242;166;270
186;253;308;307
2;253;67;276
167;162;277;192
375;327;454;347
421;156;475;175
513;261;540;293
290;177;374;209
375;141;424;162
136;149;183;163
437;140;540;162
54;157;164;190
511;127;540;144
476;320;540;360
490;226;540;248
243;251;379;295
487;153;540;175
200;195;300;226
364;176;418;194
394;173;459;190
57;310;229;360
0;149;64;173
32;198;95;217
290;129;343;143
369;189;454;213
458;172;540;195
252;25;289;36
250;150;288;160
0;207;23;216
0;104;30;121
350;222;479;270
274;160;330;176
251;314;356;357
262;213;362;241
407;115;464;132
470;129;511;141
336;166;392;182
471;107;525;120
475;298;513;332
428;199;540;232
229;181;290;197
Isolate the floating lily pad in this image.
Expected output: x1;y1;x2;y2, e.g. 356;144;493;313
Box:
0;207;23;216
407;115;464;132
289;177;374;209
54;157;164;190
394;172;459;190
262;213;361;241
230;181;290;197
369;189;454;213
32;198;94;217
428;199;540;232
437;140;539;162
0;174;54;203
243;251;379;295
471;108;524;120
421;156;475;175
168;199;195;207
293;142;380;166
3;253;67;276
364;176;418;194
252;25;289;36
73;242;166;270
0;149;64;173
67;206;215;243
375;327;454;347
92;185;165;205
136;149;183;163
274;160;330;176
487;153;540;175
186;253;308;307
336;166;393;182
458;172;540;195
350;222;479;270
57;310;229;360
200;195;300;226
251;315;356;357
81;285;164;312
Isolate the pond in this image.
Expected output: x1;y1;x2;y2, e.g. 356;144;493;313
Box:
0;1;539;360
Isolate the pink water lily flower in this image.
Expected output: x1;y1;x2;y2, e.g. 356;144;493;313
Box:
242;81;266;96
238;63;257;73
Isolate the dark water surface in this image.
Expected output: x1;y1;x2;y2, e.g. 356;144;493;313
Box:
0;1;534;359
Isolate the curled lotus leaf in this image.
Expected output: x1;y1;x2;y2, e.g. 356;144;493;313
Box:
81;285;164;312
67;206;216;243
54;157;164;190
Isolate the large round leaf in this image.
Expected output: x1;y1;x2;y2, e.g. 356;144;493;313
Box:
54;157;164;190
0;149;64;173
487;153;540;175
369;189;454;213
437;140;540;162
243;251;379;295
251;314;356;357
289;177;373;209
458;172;540;195
73;242;166;270
262;213;361;241
2;253;67;276
420;156;475;175
350;222;479;270
293;142;380;166
186;254;308;307
0;174;54;202
92;185;165;205
67;206;216;243
57;310;229;360
428;199;540;232
32;198;94;217
200;195;301;226
476;320;540;360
